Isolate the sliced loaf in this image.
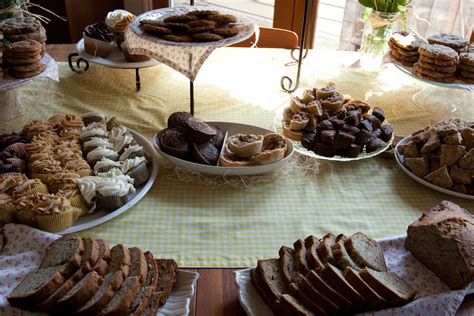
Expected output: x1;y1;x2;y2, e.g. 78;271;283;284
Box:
257;258;289;303
250;268;279;312
405;200;474;290
155;258;178;305
293;239;312;276
317;233;337;265
101;276;141;316
359;268;416;306
289;282;328;315
108;244;131;278
345;232;387;272
332;238;361;271
128;251;159;316
93;239;112;277
304;235;324;272
279;293;316;316
39;234;84;276
296;274;339;314
343;267;386;310
129;247;148;283
306;270;351;312
279;245;296;284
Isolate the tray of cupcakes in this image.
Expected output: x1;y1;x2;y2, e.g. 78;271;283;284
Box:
153;112;293;176
0;112;158;233
388;31;474;86
274;83;394;161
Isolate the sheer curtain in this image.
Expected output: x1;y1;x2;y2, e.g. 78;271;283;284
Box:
339;0;474;51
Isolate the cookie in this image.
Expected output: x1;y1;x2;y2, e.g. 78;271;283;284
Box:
427;33;469;49
187;19;216;28
417;59;457;73
419;55;457;66
8;49;42;59
388;42;420;56
211;27;240;37
207;14;237;24
390;54;416;67
415;70;455;83
12;61;44;72
139;19;167;27
141;24;173;35
190;32;223;42
187;24;216;34
459;52;474;66
6;39;42;53
164;15;198;23
165;22;191;33
459;70;474;79
6;54;42;65
5;26;47;42
0;16;41;35
457;62;474;72
389;49;419;62
162;34;192;42
457;75;474;83
390;32;424;50
414;63;455;78
186;10;219;17
419;44;458;61
10;62;45;79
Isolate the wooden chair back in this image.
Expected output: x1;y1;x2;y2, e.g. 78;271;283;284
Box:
231;27;299;49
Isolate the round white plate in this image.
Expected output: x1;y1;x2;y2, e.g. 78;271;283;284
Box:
153;121;294;176
395;135;473;200
273;108;393;161
76;38;159;69
58;129;159;234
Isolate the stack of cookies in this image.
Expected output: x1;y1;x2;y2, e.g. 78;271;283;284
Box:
388;31;424;66
427;33;469;54
414;44;458;83
0;16;47;56
5;39;45;79
0;31;3;79
457;53;474;83
140;9;240;43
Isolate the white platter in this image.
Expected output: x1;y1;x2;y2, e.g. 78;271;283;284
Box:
76;38;159;69
58;128;159;234
158;270;199;316
395;135;474;200
153;121;294;176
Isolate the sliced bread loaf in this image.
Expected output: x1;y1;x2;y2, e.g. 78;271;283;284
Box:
296;274;339;314
100;276;141;316
317;233;337;265
359;268;416;306
343;267;386;310
257;258;289;304
345;232;387;272
304;235;324;272
293;239;312;276
155;258;178;305
93;239;112;277
128;251;159;316
279;245;296;284
405;200;474;290
279;293;316;316
7;264;68;308
250;267;279;312
320;263;365;310
108;244;131;277
128;247;148;283
306;270;351;312
332;238;361;271
39;234;84;276
289;282;328;315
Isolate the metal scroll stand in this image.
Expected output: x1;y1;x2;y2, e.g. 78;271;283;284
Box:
281;0;316;93
67;53;143;92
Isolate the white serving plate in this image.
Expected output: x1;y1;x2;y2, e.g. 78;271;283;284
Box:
153;121;294;176
395;135;474;200
58;128;159;234
76;38;159;69
158;270;199;316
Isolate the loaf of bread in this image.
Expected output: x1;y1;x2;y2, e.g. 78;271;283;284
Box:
7;235;179;315
406;200;474;290
251;232;416;315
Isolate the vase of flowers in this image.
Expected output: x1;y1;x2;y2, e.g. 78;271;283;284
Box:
358;0;409;70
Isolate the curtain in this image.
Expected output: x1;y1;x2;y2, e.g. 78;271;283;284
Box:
339;0;474;51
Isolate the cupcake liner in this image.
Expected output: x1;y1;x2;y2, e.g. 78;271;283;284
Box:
95;194;128;212
15;209;38;227
4;142;27;158
126;162;149;187
69;194;90;216
83;32;113;58
1;172;23;177
30;173;52;185
17;183;49;197
36;207;82;232
124;149;145;160
89;154;119;168
6;158;26;170
0;203;16;224
77;169;94;177
96;165;120;174
114;31;125;50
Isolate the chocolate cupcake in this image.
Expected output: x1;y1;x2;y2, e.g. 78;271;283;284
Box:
159;128;190;159
83;22;114;57
191;142;219;165
168;112;193;130
82;112;108;126
209;124;225;149
185;117;216;143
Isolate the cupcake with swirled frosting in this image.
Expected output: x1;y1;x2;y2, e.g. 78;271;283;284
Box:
47;172;80;193
63;158;93;177
58;114;84;131
80;125;108;143
105;9;136;49
12;178;49;198
0;193;15;225
83;22;114;57
95;178;135;211
22;120;55;141
57;188;89;216
33;193;82;232
119;144;145;160
121;156;149;187
29;158;62;184
83;137;114;155
86;147;119;167
94;157;122;174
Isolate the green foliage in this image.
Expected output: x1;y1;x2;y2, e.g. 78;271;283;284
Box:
358;0;410;13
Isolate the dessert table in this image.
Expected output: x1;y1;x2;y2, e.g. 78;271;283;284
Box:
2;43;473;315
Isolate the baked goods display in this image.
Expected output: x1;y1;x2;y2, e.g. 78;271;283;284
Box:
251;232;416;315
0;16;47;79
7;234;178;315
0;113;152;232
397;118;473;196
388;31;473;84
105;9;136;49
139;10;240;43
406;200;474;290
282;83;394;159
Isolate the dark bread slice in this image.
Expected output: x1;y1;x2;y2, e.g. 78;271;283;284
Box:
101;276;141;316
96;239;111;261
54;270;102;313
345;232;387;272
7;265;67;307
332;238;361;270
304;235;324;272
359;268;416;306
128;251;159;316
279;293;316;316
289;282;328;315
39;234;84;276
296;274;339;314
279;245;295;284
250;268;279;312
316;233;337;265
343;267;386;310
306;270;351;311
293;239;312;276
74;271;125;315
257;258;289;303
81;237;100;268
155;259;178;305
320;263;365;310
129;247;148;283
108;244;131;277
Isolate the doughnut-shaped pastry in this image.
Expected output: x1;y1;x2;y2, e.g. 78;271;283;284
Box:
227;134;264;158
218;152;251;167
250;133;287;165
289;112;310;131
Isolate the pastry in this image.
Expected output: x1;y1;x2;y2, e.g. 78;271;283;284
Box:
83;22;114;57
120;42;151;62
105;9;135;48
250;133;287;165
227;134;264;158
218;152;251;167
121;157;149;187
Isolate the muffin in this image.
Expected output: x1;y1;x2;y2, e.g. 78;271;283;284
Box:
159;128;190;159
105;9;136;49
168;112;193;131
13;195;38;227
191;142;219;166
83;22;114;57
122;157;149;187
185;117;217;142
